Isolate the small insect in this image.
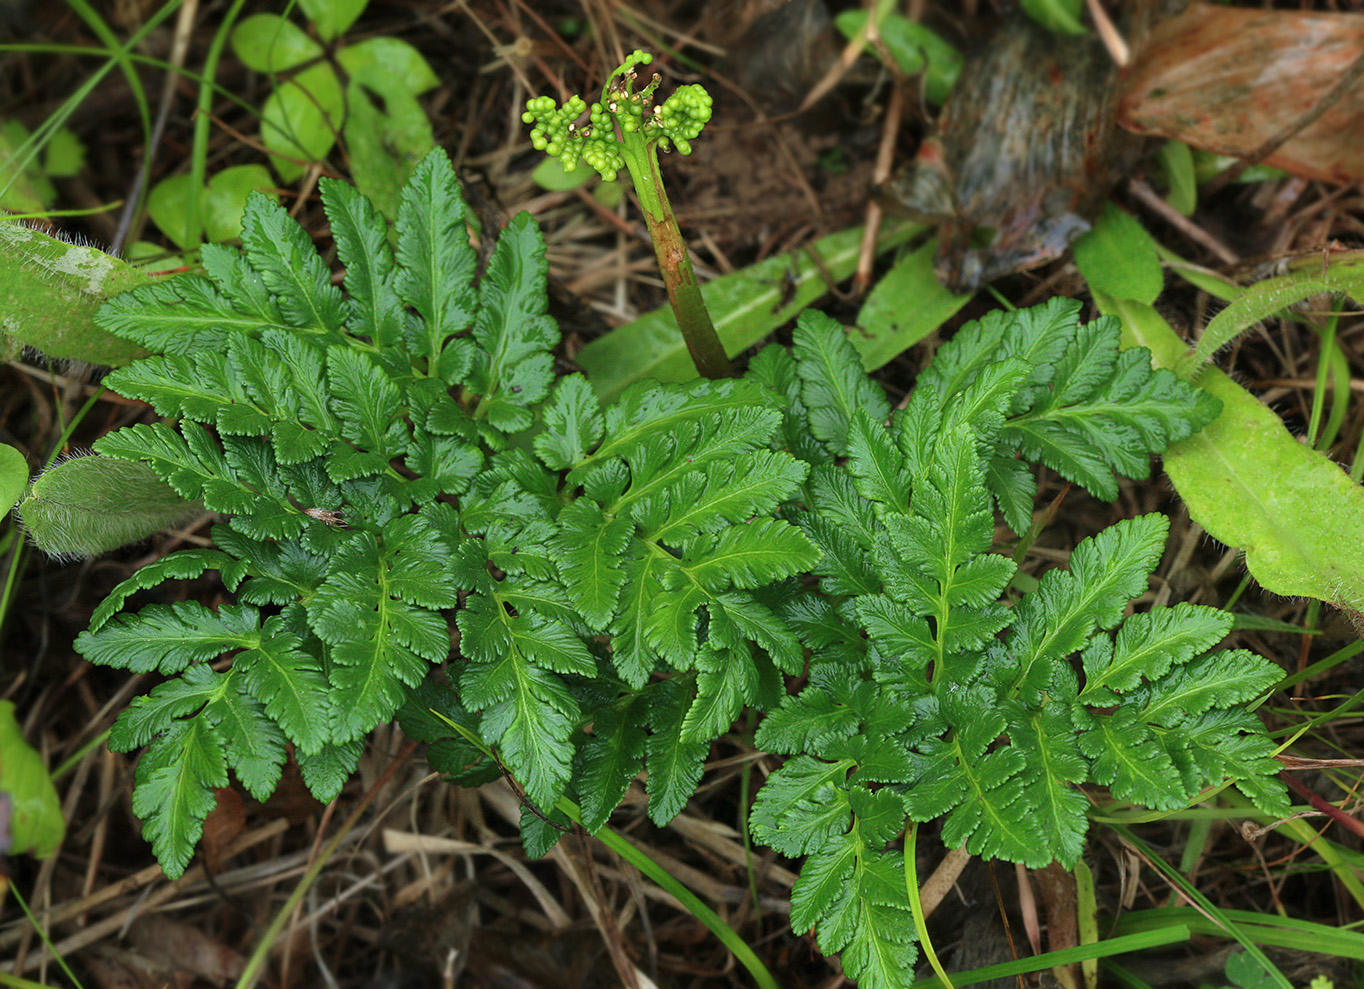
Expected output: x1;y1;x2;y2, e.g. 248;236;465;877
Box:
302;507;349;528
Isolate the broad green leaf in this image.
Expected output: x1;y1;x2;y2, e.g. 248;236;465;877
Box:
203;165;276;242
577;221;922;402
230;14;321;73
1073;201;1163;305
260;63;344;181
0;700;65;858
336;37;439;95
146;172;199;249
1109;295;1364;619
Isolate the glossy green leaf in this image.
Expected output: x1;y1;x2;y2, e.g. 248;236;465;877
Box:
1106;294;1364;620
577;221;923;402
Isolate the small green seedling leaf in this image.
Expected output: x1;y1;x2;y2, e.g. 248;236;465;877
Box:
1;120;55;212
1073;201;1163;304
203;165;277;242
0;700;66;858
147;173;200;250
1;442;26;513
19;454;201;559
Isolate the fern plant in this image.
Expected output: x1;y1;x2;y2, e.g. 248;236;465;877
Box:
71;148;819;875
742;307;1288;986
61;149;1289;987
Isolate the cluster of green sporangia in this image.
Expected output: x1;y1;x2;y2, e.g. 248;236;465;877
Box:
521;49;712;182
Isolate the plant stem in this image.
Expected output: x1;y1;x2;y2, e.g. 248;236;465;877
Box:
618;128;734;379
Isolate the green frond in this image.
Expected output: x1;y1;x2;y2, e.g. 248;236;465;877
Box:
208;686;288;800
131;719;228;879
577;698;648;832
239;191;347;333
76;143;1283;970
750;755;854;856
395;151;479;382
89;549;240;632
793;310;890;456
299;739;363;803
643;679;708;824
77;601;262;674
322;175;404;347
